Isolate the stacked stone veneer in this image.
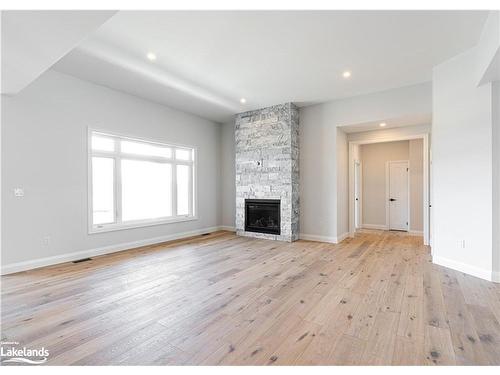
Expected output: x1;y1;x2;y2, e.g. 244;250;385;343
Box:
235;102;299;242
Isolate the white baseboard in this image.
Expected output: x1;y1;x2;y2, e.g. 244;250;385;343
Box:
299;233;336;243
433;255;497;283
336;232;350;243
361;224;422;236
1;226;226;275
299;233;349;244
492;271;500;283
361;223;389;230
219;225;236;232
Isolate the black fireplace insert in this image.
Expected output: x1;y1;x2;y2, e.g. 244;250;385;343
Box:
245;199;280;235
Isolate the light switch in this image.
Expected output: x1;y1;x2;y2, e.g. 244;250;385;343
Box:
14;188;24;197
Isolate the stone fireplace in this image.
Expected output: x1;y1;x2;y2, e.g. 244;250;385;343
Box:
235;103;299;242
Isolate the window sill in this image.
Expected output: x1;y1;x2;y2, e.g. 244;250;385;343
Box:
89;216;198;234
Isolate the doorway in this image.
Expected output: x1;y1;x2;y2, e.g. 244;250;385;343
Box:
348;133;430;246
387;160;409;231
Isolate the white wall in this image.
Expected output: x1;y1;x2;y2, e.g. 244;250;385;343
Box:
1;70;222;271
432;47;494;280
476;11;500;85
320;82;432;127
409;139;424;232
347;124;431;143
493;81;500;279
299;104;339;241
220;120;235;229
336;128;349;239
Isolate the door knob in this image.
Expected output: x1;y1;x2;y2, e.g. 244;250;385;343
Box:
389;198;396;201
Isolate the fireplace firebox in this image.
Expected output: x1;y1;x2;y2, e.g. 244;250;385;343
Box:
245;199;281;235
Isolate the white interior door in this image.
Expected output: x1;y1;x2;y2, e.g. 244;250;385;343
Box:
388;161;409;231
354;161;361;229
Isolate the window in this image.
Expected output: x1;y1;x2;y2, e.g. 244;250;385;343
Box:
89;130;196;232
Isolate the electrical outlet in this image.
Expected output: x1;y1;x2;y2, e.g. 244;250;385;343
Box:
42;236;51;246
14;188;24;197
458;239;466;249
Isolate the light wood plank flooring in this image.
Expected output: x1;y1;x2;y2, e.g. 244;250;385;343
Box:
2;230;500;365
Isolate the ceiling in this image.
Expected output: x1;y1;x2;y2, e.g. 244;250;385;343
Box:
49;11;487;122
1;10;116;95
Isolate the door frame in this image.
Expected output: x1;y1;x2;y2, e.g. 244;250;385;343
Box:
386;160;410;231
354;160;362;229
348;132;430;246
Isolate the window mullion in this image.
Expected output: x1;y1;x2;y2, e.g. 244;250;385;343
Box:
115;139;123;224
119;153;173;163
172;162;178;217
187;165;192;216
89;147;94;231
174;160;193;166
192;149;196;217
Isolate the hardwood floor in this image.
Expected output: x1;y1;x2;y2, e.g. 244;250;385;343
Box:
2;230;500;365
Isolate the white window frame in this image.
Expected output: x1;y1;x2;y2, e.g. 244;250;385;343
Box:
88;128;197;234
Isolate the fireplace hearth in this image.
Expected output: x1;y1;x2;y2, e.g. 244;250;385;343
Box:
245;199;281;235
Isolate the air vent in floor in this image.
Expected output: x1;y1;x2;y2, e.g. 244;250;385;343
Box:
72;258;92;263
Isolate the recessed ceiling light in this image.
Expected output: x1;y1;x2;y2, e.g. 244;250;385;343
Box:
240;98;247;104
379;122;387;127
146;52;157;61
342;71;351;78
